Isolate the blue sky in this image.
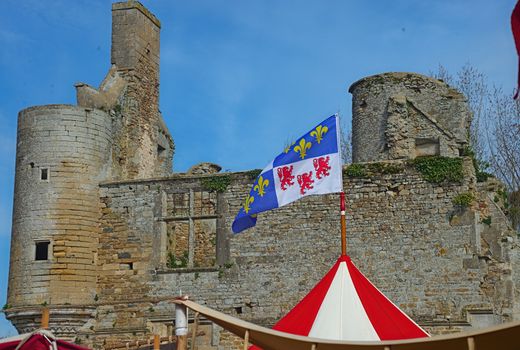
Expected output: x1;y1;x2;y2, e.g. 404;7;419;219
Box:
0;0;517;337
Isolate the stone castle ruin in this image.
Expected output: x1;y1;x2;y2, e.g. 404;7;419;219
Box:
6;1;520;349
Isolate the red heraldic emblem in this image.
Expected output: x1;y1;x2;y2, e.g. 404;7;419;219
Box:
313;156;331;179
277;165;295;191
297;171;314;195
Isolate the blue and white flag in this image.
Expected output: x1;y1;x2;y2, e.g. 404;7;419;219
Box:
232;115;343;234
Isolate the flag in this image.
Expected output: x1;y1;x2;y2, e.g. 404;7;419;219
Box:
232;115;343;234
513;0;520;99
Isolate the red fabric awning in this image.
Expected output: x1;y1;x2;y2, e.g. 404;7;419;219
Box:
0;331;90;350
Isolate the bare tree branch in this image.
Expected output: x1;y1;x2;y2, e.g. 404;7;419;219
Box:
433;64;520;231
340;120;352;164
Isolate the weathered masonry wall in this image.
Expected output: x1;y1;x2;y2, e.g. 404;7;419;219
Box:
8;105;112;336
349;73;472;163
7;2;520;348
84;158;519;348
111;1;161;71
110;1;174;180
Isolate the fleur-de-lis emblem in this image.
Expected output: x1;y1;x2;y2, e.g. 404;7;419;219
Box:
243;194;254;214
253;175;269;197
293;138;312;159
310;125;329;144
284;141;295;154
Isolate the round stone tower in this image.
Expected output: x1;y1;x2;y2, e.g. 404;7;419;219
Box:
7;105;112;337
348;72;471;163
6;1;175;339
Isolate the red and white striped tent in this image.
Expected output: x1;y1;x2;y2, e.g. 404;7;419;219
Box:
0;330;90;350
254;255;428;346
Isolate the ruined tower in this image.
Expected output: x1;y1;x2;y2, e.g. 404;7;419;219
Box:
107;1;174;179
7;0;174;337
349;72;472;163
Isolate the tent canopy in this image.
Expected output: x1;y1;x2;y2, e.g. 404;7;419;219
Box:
0;330;89;350
269;255;428;342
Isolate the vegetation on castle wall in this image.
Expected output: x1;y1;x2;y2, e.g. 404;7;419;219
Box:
344;164;366;178
217;261;234;279
344;162;404;178
167;251;189;268
475;170;493;182
452;192;475;208
496;187;520;231
201;175;231;193
481;216;492;226
461;146;493;182
410;156;464;183
245;169;262;180
112;104;122;114
497;188;510;209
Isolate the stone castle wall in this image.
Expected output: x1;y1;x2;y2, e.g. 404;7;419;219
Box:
75;159;518;348
6;2;520;349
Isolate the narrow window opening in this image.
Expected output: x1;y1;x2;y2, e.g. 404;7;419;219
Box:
29;162;35;169
157;144;166;155
35;241;50;261
120;262;134;270
40;168;48;181
234;306;243;314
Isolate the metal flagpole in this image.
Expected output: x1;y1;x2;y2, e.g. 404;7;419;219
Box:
336;111;347;257
340;191;347;256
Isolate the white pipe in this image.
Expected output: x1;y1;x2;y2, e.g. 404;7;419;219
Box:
175;303;188;336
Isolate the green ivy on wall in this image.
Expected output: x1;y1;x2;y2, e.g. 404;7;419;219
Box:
461;146;493;182
410;156;464;183
244;169;262;180
452;192;474;207
344;164;366;178
167;251;189;268
201;175;232;193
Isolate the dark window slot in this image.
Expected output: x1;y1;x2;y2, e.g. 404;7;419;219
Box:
35;241;50;261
